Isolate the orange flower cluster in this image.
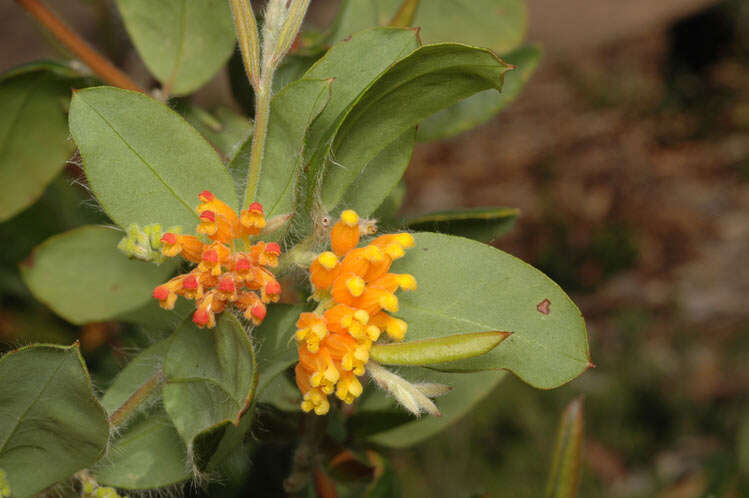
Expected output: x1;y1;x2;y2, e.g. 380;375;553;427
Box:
294;210;416;414
152;190;281;328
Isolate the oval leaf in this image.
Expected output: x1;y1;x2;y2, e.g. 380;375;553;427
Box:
370;331;511;365
94;410;190;490
391;232;591;388
0;343;109;497
296;28;421;220
162;313;256;469
100;339;170;416
115;0;235;95
95;340;191;489
69;86;237;230
253;304;305;396
0;67;75;222
316;43;513;216
337;128;415;217
406;206;519;243
418;44;542;141
20;225;176;325
546;396;584;498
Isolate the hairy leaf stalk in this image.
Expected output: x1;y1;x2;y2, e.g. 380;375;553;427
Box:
237;0;311;206
107;370;165;427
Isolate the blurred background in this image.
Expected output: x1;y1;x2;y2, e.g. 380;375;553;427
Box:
1;0;748;496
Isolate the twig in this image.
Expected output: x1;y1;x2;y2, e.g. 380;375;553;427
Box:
14;0;144;92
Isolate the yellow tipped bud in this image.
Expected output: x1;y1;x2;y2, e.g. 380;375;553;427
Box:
325;365;340;383
348;376;363;397
345;276;366;297
311;322;328;339
395;233;415;248
366;325;381;341
363;244;384;262
384;243;405;259
354;348;369;363
379;293;399;313
387;317;408;341
396;274;418;290
314;399;330;415
340;209;359;227
353;309;370;324
317;251;338;270
348;322;364;340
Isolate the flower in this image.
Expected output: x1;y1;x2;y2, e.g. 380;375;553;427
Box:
294;210;416;415
152;191;281;328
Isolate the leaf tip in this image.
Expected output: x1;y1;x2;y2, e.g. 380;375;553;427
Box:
405;26;423;45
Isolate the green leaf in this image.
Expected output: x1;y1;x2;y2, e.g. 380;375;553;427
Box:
94;409;191;490
329;0;527;54
357;368;506;448
316;43;512;217
100;339;170;415
391;233;591;388
231;79;333;215
115;297;192;332
406;206;519;243
95;340;190;489
0;66;75;222
20;225;176;325
336;128;415;217
371;331;510;366
69;86;237;230
298;28;420;218
418;44;541;141
115;0;235;95
162;313;256;470
0;60;85;81
372;180;406;225
253;304;305;396
0;343;109;497
179;104;252;162
545;396;584;498
0;175;107;299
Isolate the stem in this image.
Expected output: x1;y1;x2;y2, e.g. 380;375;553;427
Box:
283;414;328;493
107;370;165;427
244;70;273;206
14;0;144;92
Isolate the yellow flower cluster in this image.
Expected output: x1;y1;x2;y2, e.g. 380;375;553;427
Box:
294;210;416;414
152;191;281;328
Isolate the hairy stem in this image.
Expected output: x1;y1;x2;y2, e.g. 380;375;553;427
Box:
14;0;144;92
283;414;328;493
244;70;273;206
107;370;165;428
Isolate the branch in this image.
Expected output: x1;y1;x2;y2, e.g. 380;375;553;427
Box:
14;0;144;92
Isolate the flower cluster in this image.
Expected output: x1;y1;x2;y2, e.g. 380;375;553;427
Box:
294;210;416;415
152;191;281;328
